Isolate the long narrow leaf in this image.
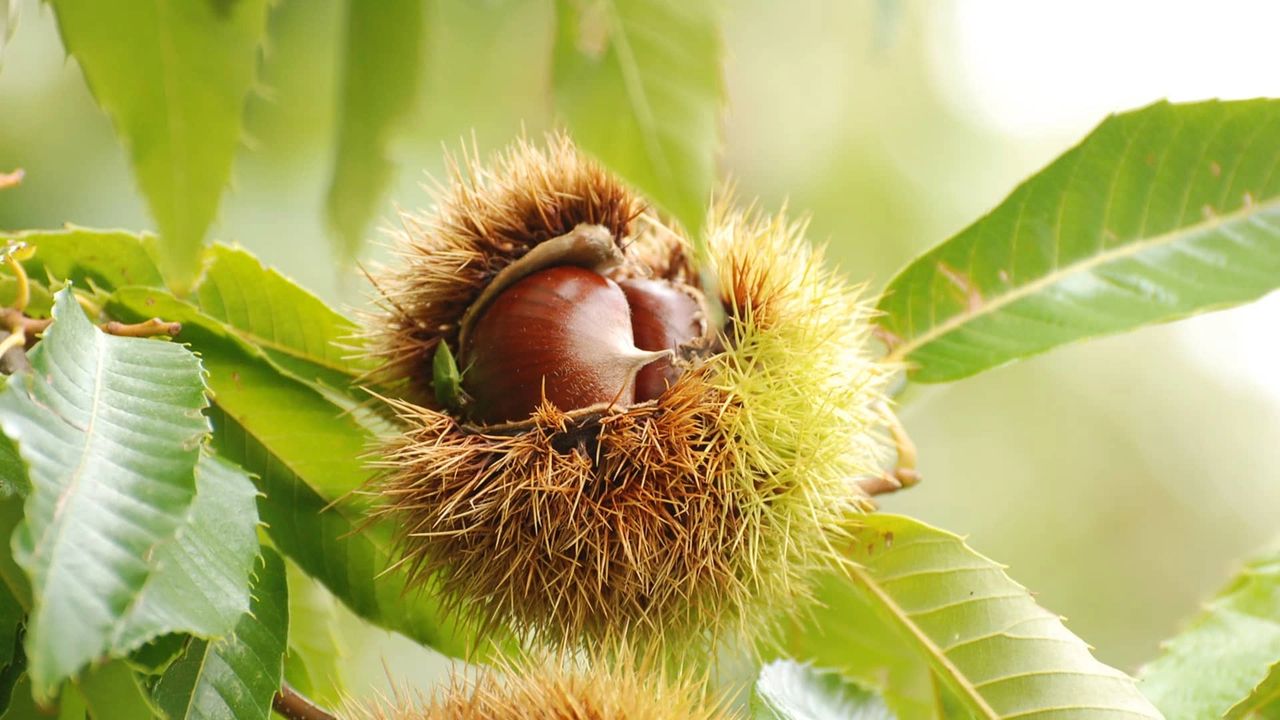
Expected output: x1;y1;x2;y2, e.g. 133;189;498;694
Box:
553;0;723;239
879;99;1280;383
48;0;270;291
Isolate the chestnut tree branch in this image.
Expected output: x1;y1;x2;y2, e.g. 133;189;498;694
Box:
272;683;337;720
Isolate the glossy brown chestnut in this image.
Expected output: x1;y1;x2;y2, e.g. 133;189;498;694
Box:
618;279;707;401
462;266;667;424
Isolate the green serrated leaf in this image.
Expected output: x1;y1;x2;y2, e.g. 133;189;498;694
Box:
109;288;368;500
113;454;260;653
327;0;423;262
756;659;895;720
153;548;288;720
196;244;370;389
838;514;1161;719
1139;542;1280;719
47;0;270;292
879;99;1280;383
1;227;164;293
1226;663;1280;719
0;289;209;700
553;0;722;240
106;287;484;659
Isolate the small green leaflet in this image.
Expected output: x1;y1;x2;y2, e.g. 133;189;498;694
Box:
153;548;289;720
0;289;208;700
879;99;1280;383
553;0;723;241
756;659;895;720
48;0;270;292
1139;542;1280;719
432;340;465;410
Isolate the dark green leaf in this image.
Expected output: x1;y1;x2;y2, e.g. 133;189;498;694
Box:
195;244;370;389
113;454;260;652
153;548;288;720
48;0;271;291
212;408;479;660
839;514;1160;719
879;100;1280;383
0;628;24;716
326;0;423;262
553;0;723;239
0;290;208;700
1;227;164;293
756;659;895;720
1139;542;1280;719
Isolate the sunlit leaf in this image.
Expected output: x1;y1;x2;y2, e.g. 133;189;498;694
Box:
756;659;895;720
879;99;1280;383
153;548;288;720
0;290;208;700
196;244;371;388
836;514;1161;719
553;0;722;239
107;288;483;659
326;0;423;262
48;0;270;292
1139;542;1280;719
1;227;164;292
1226;663;1280;719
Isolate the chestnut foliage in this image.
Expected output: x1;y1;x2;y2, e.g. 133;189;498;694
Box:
0;1;1277;719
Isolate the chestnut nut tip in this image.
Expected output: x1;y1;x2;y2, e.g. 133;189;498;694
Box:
461;266;671;424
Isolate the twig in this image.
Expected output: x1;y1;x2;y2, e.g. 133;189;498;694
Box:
102;318;182;338
0;330;30;375
272;682;337;720
854;402;922;499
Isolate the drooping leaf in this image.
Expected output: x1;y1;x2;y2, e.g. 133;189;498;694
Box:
0;289;208;700
195;244;371;389
553;0;723;240
106;288;483;659
1;227;165;293
326;0;423;262
47;0;271;292
113;454;260;653
756;659;895;720
879;99;1280;383
153;548;288;720
1139;542;1280;719
837;514;1161;719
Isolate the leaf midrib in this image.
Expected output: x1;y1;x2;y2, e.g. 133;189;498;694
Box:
844;561;1001;719
887;194;1280;362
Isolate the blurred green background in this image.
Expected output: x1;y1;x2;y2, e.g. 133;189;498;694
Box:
3;0;1279;694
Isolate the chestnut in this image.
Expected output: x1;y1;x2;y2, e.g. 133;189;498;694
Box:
462;266;668;424
618;279;707;401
